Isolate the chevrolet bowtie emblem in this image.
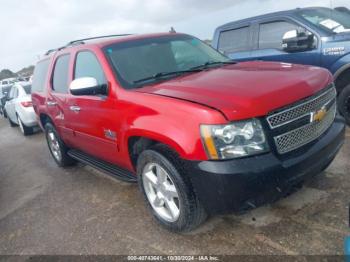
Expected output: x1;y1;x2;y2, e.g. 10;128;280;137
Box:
311;107;327;123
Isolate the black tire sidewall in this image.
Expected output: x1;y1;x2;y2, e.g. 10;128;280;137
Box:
17;115;33;136
338;84;350;125
45;122;75;167
137;149;203;232
8;116;17;127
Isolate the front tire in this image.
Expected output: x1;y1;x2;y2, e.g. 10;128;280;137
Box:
45;122;76;167
338;84;350;125
137;145;207;232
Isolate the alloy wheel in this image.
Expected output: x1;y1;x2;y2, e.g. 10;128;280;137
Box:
142;163;180;222
47;130;62;162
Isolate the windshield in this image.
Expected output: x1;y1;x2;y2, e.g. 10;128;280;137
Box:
298;8;350;34
104;35;230;88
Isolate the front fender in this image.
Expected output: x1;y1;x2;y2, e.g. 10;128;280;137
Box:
118;91;227;163
122;117;207;161
124;128;192;159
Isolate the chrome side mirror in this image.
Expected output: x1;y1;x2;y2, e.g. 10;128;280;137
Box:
282;30;298;41
282;30;315;53
69;77;107;96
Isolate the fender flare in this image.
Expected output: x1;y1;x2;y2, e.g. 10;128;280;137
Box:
334;63;350;80
124;129;189;159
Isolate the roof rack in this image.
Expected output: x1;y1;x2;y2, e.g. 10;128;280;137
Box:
67;34;132;45
44;34;132;56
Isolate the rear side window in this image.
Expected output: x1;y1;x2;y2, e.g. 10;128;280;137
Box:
218;27;250;54
32;59;50;93
259;21;299;49
52;54;70;94
23;85;32;94
74;51;106;85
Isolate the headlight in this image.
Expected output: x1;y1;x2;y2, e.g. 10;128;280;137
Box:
200;119;269;160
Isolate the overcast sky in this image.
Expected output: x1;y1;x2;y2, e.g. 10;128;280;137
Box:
0;0;349;71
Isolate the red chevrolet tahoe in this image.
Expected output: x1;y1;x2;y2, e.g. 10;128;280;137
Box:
31;33;346;232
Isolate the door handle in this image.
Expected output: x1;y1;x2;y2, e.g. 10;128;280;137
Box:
46;101;57;107
69;105;81;112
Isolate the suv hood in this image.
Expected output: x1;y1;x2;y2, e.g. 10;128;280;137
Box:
136;61;332;121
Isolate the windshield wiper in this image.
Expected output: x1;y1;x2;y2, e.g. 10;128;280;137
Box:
189;60;237;70
133;69;203;84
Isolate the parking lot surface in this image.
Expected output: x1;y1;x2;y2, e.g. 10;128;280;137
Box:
0;117;349;255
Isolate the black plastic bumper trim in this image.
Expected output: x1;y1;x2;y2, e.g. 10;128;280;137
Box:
185;117;346;214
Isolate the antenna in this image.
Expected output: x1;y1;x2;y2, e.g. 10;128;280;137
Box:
169;27;176;33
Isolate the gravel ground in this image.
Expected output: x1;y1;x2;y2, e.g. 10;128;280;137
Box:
0;117;349;256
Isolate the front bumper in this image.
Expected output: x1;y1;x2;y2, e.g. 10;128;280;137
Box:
186;116;346;214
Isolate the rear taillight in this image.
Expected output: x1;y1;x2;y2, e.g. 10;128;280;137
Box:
21;101;33;107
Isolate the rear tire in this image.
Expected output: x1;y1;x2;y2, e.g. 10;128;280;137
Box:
137;144;207;232
338;84;350;125
45;122;76;167
17;115;33;136
8;116;17;127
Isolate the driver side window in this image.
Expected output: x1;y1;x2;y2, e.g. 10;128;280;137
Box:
74;51;106;85
258;21;312;50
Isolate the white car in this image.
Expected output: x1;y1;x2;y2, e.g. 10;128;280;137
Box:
0;78;15;87
4;82;38;135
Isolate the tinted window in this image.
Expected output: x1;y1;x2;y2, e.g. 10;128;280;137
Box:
171;41;213;70
2;81;8;85
32;59;50;92
259;21;300;49
218;27;250;54
52;54;70;93
74;51;106;85
22;85;32;94
105;35;229;89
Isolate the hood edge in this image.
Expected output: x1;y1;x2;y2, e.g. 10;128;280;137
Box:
135;90;229;121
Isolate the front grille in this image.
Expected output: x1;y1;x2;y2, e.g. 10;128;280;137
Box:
267;85;337;154
274;102;336;154
267;87;336;129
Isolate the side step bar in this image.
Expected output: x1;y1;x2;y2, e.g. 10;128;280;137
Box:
67;149;137;183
